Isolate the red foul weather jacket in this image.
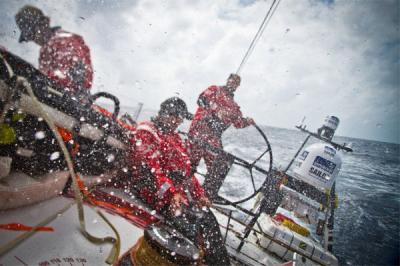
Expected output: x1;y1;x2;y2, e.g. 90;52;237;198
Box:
130;121;205;210
188;85;251;148
39;28;93;93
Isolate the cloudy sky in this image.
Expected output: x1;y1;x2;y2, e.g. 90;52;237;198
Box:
0;0;398;143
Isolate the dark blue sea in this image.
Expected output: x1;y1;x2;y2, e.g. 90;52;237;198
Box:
219;125;400;266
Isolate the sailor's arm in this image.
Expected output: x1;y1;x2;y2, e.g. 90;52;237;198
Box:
134;130;178;205
197;85;218;108
230;101;254;128
234;116;255;128
68;35;93;90
44;36;93;91
190;175;206;200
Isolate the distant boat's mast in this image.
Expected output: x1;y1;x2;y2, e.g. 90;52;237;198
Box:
133;102;143;121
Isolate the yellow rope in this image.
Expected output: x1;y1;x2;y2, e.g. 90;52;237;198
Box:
281;220;310;237
131;237;177;266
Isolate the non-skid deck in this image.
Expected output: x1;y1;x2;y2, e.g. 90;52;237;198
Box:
0;195;144;265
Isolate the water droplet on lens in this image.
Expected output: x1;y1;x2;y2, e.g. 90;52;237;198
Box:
50;152;60;160
35;131;46;139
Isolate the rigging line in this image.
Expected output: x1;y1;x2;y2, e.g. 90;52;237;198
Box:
236;0;281;75
246;0;281;63
236;0;277;74
237;0;280;74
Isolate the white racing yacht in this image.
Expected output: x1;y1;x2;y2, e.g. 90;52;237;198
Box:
0;50;352;266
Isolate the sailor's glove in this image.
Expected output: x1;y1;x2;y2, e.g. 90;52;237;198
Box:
246;117;255;126
198;196;211;208
169;171;186;183
170;192;188;216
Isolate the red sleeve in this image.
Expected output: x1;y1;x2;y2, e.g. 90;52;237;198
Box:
214;93;249;128
132;129;177;204
71;35;93;89
190;175;205;200
198;85;218;109
232;106;250;129
200;85;218;98
40;34;93;91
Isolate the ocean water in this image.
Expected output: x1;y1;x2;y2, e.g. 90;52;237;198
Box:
218;125;400;266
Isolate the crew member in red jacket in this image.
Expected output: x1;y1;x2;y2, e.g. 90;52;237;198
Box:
188;73;254;199
130;97;230;265
15;5;93;99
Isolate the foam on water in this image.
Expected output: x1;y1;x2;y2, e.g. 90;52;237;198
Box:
219;125;399;265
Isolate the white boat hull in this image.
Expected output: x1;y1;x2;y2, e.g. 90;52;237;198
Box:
0;196;143;266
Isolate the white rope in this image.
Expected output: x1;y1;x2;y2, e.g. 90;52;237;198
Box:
236;0;282;75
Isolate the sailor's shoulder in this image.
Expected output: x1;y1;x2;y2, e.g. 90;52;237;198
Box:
201;85;219;96
136;121;154;129
49;29;86;46
136;121;161;142
206;85;220;91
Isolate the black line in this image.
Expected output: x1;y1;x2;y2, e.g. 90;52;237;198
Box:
14;256;28;266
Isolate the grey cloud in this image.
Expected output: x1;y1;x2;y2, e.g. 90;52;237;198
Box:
0;0;398;143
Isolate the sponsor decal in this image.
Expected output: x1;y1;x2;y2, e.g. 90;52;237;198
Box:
299;242;308;250
309;166;328;181
299;150;309;161
324;146;336;157
294;161;302;168
312;156;336;174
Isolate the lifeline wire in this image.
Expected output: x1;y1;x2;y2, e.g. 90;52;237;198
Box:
236;0;281;75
